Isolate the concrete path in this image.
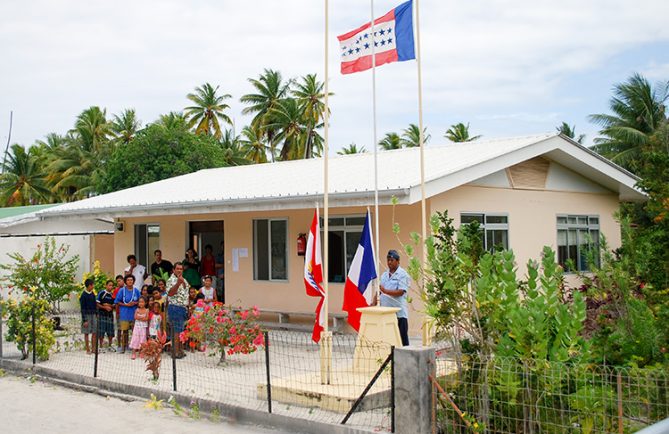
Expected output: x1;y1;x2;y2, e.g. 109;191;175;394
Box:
0;373;286;434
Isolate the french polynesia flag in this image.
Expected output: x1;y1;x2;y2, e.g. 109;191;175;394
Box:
337;0;415;75
342;212;378;331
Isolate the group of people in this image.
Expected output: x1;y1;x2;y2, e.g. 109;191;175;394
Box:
80;244;412;355
79;247;224;359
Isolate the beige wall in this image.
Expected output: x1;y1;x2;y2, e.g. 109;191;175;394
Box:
430;185;622;274
92;234;115;277
111;185;621;338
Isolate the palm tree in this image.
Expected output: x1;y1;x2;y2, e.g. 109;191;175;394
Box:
589;73;669;171
401;123;431;147
267;98;306;160
293;74;329;159
156;112;189;131
378;132;402;150
185;83;232;140
111;109;141;145
72;106;111;154
45;107;112;200
445;123;481;143
338;143;366;155
240;69;291;161
239;125;269;163
0;144;51;205
46;138;100;200
556;122;586;144
219;130;251;166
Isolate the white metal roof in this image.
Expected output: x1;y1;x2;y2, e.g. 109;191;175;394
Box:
38;133;644;219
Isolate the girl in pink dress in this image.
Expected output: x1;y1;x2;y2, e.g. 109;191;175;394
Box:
129;296;149;360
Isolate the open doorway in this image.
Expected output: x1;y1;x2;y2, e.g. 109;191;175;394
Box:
188;220;225;302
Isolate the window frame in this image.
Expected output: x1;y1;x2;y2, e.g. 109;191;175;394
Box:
134;223;160;268
556;214;600;273
253;218;289;282
320;214;366;283
460;212;510;252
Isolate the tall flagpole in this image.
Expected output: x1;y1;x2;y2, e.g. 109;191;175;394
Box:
323;0;330;336
371;0;381;306
414;0;429;346
321;0;332;385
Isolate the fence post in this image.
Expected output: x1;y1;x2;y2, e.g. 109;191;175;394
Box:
617;371;624;434
390;346;395;433
0;301;4;360
32;305;36;365
264;331;272;414
171;323;177;392
93;310;99;378
394;346;435;434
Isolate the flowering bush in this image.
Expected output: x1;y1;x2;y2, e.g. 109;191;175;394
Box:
179;301;264;362
0;288;55;360
140;330;169;380
0;237;79;313
81;260;109;295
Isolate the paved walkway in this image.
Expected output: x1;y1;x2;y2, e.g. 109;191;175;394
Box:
1;329;393;432
0;373;287;434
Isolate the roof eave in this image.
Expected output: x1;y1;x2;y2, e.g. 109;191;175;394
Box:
38;188;412;220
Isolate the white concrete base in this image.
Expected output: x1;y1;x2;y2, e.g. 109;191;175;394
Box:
353;306;401;374
257;366;391;413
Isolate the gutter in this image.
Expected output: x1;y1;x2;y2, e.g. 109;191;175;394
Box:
37;188;411;219
0;231;114;238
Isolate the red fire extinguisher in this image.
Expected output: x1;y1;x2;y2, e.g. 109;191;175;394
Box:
297;233;307;256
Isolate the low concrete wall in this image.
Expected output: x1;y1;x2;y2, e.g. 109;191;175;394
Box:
0;359;370;434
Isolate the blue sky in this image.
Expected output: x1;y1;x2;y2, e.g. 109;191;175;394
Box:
0;0;668;153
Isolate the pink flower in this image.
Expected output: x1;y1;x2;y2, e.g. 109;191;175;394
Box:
253;334;264;346
229;326;237;335
240;310;249;320
252;306;260;316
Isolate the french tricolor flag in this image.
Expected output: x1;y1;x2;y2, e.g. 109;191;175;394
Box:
342;212;378;331
337;0;415;75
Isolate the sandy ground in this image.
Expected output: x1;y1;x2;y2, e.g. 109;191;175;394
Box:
0;373;286;434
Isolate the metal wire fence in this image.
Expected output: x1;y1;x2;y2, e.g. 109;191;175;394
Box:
432;352;669;434
0;310;394;433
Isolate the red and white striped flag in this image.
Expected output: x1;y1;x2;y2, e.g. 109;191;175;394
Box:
304;208;325;343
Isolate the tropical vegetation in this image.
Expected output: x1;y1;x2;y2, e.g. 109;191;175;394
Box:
0;69;332;203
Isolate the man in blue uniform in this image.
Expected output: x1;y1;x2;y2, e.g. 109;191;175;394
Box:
379;249;410;346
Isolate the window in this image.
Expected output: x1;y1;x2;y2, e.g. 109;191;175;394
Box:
557;215;600;272
321;215;365;283
460;213;509;252
253;219;288;281
134;224;160;267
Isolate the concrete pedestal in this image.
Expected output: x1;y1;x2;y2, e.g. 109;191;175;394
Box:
353;306;401;373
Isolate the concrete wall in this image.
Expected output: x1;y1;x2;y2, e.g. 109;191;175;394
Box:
430;185;621;276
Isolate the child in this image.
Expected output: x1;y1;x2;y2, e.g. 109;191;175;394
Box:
148;302;162;340
114;275;140;354
129;296;149;360
157;279;167;297
96;279;116;351
141;284;151;301
200;275;217;307
112;274;124;352
79;279;97;354
188;286;205;317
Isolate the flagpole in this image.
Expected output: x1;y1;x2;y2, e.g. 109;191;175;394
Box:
322;0;330;336
370;0;381;307
414;0;429;346
321;0;332;385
